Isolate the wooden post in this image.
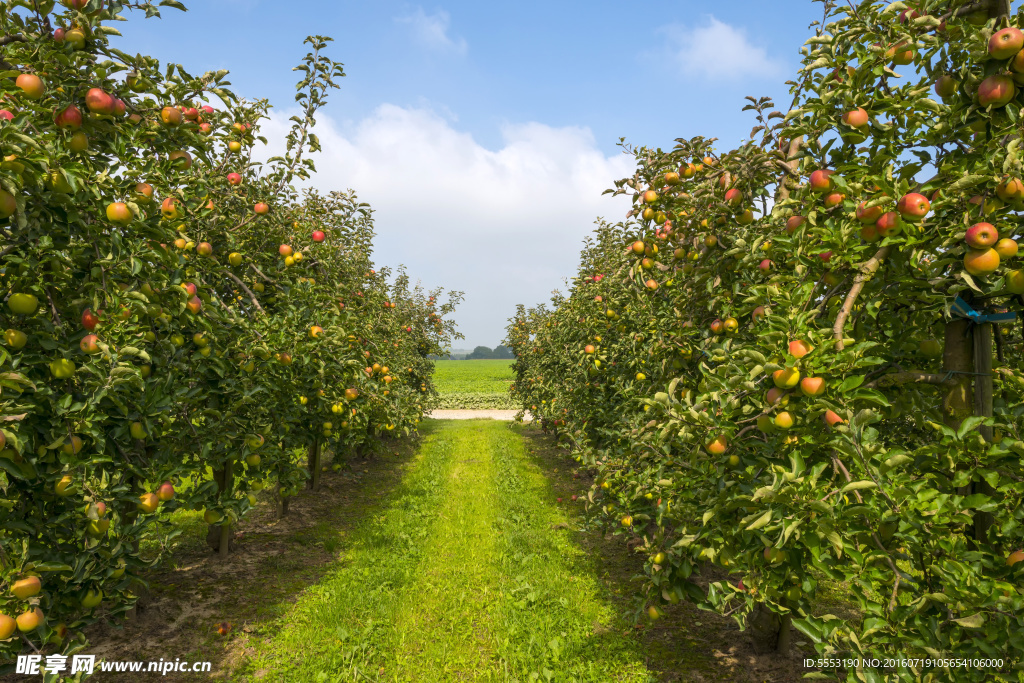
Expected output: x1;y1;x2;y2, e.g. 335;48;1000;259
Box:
973;323;994;543
943;318;974;431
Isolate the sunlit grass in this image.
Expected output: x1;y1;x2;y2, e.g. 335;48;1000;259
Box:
241;420;655;682
433;359;516;409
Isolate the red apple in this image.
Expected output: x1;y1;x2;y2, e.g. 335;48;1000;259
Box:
841;107;868;128
875;211;902;237
227;172;242;186
706;434;728;455
159;106;182;126
990;27;1024;60
823;192;845;208
79;334;100;354
856;201;883;224
85;88;116;115
312;230;325;242
160;197;180;220
54;105;83;130
998;177;1024;201
168;150;192;170
788;339;812;358
724;188;743;206
81;308;99;331
786;216;805;234
964;248;1001;276
824;410;844;427
15;74;44;100
156;481;175;501
965;222;999;249
759;259;772;272
896;193;930;221
995;238;1018;259
279;244;293;257
808;169;834;193
800;376;826;397
134;183;154;204
105;202;132;225
978;75;1016;107
886;41;914;65
186;296;202;314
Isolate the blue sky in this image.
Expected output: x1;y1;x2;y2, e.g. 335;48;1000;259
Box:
113;0;824;348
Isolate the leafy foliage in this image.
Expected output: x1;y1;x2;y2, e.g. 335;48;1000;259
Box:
507;1;1024;679
0;0;460;665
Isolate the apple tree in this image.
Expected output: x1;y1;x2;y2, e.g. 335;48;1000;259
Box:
509;0;1024;678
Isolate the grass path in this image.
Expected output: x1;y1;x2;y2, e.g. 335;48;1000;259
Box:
242;420;655;682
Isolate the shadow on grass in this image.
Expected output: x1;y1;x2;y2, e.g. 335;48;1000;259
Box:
515;424;811;683
78;427;434;682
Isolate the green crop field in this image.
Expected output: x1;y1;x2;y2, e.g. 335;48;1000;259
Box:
432;359;516;409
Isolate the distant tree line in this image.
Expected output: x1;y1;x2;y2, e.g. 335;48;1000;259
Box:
429;345;514;360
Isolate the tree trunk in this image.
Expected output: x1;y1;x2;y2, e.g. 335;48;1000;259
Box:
746;601;782;654
308;438;321;491
206;459;235;557
276;482;289;518
777;612;792;655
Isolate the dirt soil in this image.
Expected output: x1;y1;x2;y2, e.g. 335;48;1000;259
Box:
54;438;418;682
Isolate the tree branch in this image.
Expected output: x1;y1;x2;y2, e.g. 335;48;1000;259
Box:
865;370;957;390
833;246;891;351
249;263;275;284
224;271;265;314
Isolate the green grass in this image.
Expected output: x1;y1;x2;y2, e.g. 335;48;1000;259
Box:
241;420;655;682
432;359;515;409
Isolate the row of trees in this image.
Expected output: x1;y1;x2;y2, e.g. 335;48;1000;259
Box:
508;0;1024;679
0;0;458;666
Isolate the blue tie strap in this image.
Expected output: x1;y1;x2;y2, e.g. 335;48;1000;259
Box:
951;296;1018;324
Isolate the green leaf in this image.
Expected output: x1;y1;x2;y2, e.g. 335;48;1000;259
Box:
791;617;823;643
952;613;985;628
841;480;877;494
746;510;773;531
839;375;865;393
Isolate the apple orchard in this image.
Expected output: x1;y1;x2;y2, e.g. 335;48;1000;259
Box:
508;0;1024;678
0;0;460;664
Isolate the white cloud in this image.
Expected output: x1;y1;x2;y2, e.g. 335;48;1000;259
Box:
258;105;633;347
662;16;783;80
395;7;467;56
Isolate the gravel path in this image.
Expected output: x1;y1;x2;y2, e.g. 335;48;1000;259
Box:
427;409;530;421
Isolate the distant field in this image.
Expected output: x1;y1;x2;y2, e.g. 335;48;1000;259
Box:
432;359;516;409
